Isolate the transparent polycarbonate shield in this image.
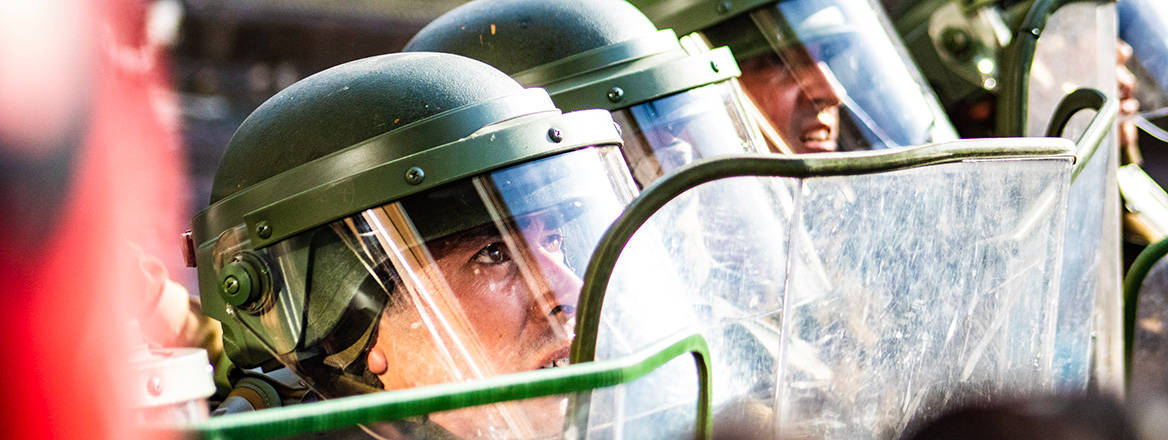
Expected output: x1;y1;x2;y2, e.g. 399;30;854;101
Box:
1131;252;1168;404
725;0;956;153
1026;1;1123;391
779;158;1070;438
601;175;794;437
610;80;766;188
582;141;1074;439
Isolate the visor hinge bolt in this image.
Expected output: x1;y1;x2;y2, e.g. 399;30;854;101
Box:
223;276;240;295
1029;27;1040;37
716;1;732;14
606;87;624;103
256;221;272;239
548;128;564;143
405;166;425;185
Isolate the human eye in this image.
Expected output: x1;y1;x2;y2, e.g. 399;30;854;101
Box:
471;241;511;265
542;233;563;253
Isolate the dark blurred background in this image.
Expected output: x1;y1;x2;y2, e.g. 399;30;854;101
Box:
173;0;470;210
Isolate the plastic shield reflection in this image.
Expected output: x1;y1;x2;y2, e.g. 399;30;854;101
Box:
578;140;1074;438
1025;1;1122;391
612;80;766;187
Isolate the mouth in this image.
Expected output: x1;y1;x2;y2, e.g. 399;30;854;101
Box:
535;345;573;370
798;126;836;152
538;357;571;369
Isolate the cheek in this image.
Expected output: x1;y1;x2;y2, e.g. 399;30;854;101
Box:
767;84;802;126
374;308;458;390
448;265;533;345
740;75;800;129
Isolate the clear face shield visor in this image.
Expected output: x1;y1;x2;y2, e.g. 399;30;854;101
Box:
610;80;767;187
723;0;956;153
211;146;640;438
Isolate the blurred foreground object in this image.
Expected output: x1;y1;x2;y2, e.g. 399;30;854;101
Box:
0;0;190;437
133;348;216;426
908;394;1139;440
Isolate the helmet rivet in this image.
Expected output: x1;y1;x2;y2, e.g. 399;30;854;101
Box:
716;1;732;14
147;376;163;397
256;221;272;239
405;166;425;185
1029;27;1040;37
225;306;236;316
223;276;240;295
548;128;564;143
606;87;624;103
710;60;720;73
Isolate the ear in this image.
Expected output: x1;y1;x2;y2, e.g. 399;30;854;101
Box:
367;347;388;375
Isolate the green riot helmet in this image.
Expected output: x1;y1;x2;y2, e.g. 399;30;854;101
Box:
190;52;642;438
631;0;959;152
882;0;1019;137
403;0;770;188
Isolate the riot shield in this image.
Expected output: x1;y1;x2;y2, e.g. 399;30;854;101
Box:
183;331;713;440
999;0;1123;392
574;138;1076;438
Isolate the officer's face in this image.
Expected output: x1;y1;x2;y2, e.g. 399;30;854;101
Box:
739;52;842;154
367;211;579;383
364;213;579;436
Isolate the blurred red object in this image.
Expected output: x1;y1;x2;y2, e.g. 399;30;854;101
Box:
0;0;188;438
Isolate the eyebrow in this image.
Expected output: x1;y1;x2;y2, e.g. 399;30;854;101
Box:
427;224;502;259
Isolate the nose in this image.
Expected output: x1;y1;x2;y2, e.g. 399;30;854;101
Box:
799;61;843;109
518;217;583;320
526;243;581;341
531;245;582;313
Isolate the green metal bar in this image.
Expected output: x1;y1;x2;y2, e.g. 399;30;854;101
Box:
571;138;1075;363
184;332;712;440
1042;87;1119;181
1122;237;1168;384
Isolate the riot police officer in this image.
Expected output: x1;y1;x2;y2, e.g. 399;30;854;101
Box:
404;0;771;185
630;0;959;152
191;51;648;437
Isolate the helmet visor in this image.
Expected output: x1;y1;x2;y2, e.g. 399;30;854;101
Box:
213;145;638;438
611;80;766;187
732;0;956;152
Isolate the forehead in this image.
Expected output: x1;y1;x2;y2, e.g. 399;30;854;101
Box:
428;223;501;258
426;212;563;258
